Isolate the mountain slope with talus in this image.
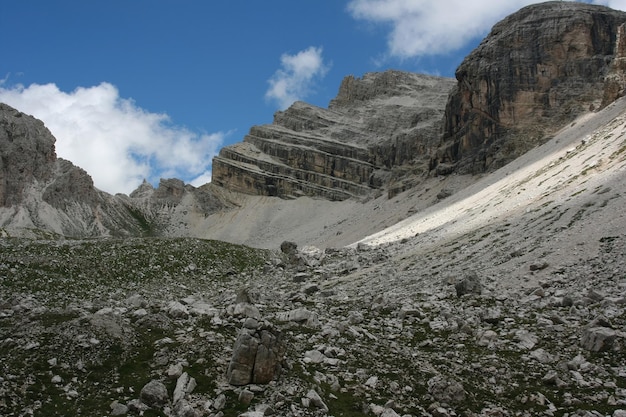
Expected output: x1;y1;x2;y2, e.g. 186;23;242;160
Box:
1;1;626;250
1;3;626;416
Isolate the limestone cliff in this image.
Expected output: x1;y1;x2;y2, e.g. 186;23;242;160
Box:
437;1;626;173
212;72;455;200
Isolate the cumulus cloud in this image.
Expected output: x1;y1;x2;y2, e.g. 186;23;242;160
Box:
0;82;224;195
347;0;625;59
265;46;330;109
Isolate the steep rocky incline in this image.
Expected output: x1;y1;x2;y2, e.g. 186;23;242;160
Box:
212;71;455;200
437;1;626;174
0;104;231;238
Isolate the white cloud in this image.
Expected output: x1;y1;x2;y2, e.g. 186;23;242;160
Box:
189;171;213;187
347;0;625;59
0;82;224;195
595;0;626;10
265;46;330;109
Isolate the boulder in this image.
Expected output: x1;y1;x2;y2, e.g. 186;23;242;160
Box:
454;273;482;297
227;326;285;386
581;326;617;352
139;379;169;408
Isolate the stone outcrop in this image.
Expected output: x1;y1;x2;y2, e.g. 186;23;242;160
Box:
226;325;285;386
213;71;455;200
437;2;626;174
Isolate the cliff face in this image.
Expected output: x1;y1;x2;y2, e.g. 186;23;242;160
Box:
0;103;57;207
212;71;455;200
437;1;626;173
0;104;230;238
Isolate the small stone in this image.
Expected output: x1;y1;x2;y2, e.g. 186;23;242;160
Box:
213;393;227;411
110;400;129;416
167;301;189;319
529;262;549;271
239;389;254;405
304;350;326;364
140;380;169;408
243;317;259;329
303;283;319;295
306;389;329;412
166;363;184;379
365;376;379;388
455;273;482;297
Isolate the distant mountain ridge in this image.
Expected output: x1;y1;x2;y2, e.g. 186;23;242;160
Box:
1;1;626;243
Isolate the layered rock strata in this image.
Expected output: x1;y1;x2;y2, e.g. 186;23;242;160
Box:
213;72;455;200
437;1;626;173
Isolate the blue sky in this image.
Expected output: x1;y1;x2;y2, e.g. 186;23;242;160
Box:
1;0;624;194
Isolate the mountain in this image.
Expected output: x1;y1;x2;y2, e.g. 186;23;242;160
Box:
212;72;455;200
438;1;626;173
1;3;626;416
1;1;626;248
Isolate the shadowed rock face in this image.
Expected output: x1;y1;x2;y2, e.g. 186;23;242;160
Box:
437;1;626;174
212;71;455;200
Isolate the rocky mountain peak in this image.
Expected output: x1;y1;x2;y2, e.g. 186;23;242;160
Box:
437;1;626;173
212;71;455;200
0;103;57;207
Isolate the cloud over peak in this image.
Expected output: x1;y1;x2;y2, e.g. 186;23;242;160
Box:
347;0;626;60
265;46;330;110
0;82;224;194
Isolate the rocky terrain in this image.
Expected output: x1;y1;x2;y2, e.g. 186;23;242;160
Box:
1;2;626;417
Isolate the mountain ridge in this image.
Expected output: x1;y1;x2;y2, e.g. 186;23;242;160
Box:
1;1;626;248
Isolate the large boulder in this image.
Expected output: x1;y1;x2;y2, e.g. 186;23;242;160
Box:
226;325;285;386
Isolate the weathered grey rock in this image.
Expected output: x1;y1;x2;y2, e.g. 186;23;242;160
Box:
173;372;196;405
274;307;319;326
238;389;254;405
213;393;226;411
227;331;259;386
140;379;169;408
167;301;189;319
305;389;329;412
228;302;262;320
110;400;128;416
166;363;184;379
454;273;482;297
227;327;284;386
581;326;617;351
380;408;401;417
173;399;195;417
427;375;466;404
